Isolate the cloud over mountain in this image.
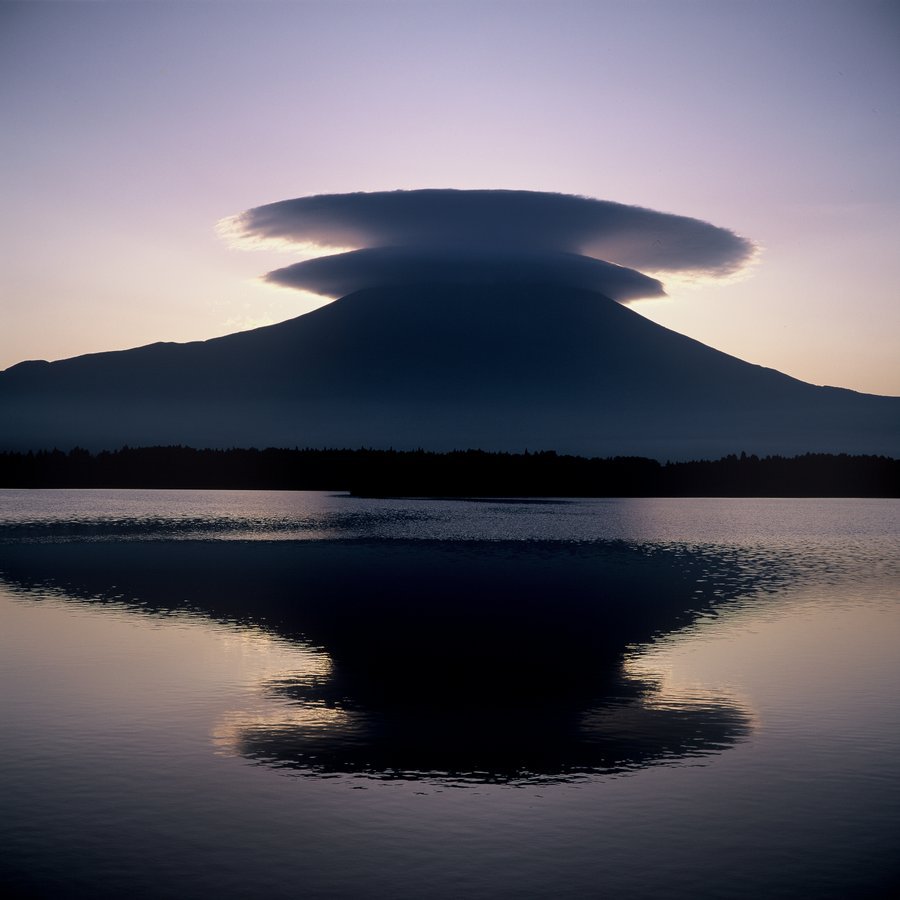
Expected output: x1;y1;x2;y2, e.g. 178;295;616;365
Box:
265;247;665;302
225;189;756;287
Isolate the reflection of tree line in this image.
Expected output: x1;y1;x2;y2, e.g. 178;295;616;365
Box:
1;446;897;496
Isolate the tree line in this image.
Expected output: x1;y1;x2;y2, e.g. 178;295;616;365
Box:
0;446;896;497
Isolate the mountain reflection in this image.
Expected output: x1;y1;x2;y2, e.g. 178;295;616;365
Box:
0;538;764;784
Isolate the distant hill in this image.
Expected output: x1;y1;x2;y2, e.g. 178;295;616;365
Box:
1;284;898;458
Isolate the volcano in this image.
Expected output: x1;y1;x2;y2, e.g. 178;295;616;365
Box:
1;283;898;458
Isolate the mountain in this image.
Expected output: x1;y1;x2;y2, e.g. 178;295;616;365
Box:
1;284;898;458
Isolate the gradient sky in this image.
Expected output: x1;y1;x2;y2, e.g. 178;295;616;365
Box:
2;0;898;395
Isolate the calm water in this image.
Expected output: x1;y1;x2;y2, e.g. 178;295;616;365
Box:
1;490;898;898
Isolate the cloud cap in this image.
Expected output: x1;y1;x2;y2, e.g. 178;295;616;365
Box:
266;247;665;303
228;189;756;278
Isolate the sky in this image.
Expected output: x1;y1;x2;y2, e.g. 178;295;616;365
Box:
1;0;899;396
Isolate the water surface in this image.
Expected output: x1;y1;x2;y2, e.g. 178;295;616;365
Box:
1;491;898;897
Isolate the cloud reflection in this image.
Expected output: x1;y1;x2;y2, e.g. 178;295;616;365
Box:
218;669;750;786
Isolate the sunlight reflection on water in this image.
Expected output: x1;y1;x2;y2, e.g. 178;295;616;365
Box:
2;489;896;545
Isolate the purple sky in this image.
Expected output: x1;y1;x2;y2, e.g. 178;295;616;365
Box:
2;0;898;395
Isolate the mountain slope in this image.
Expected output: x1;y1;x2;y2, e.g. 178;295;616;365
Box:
1;284;897;458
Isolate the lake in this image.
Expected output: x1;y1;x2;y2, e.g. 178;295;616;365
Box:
1;490;898;898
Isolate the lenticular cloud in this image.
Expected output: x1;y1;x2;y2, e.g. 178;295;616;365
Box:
265;247;665;302
223;189;755;303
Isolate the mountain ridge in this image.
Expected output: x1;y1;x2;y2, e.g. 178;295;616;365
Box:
2;283;898;458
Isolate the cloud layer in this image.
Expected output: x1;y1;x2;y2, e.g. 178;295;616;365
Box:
224;189;756;303
266;247;665;302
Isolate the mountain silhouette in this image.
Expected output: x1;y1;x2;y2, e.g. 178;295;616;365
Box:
1;283;897;457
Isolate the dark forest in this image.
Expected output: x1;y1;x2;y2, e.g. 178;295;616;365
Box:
1;446;896;497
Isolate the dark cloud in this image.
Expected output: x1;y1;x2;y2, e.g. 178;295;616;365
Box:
228;189;755;277
265;247;665;303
